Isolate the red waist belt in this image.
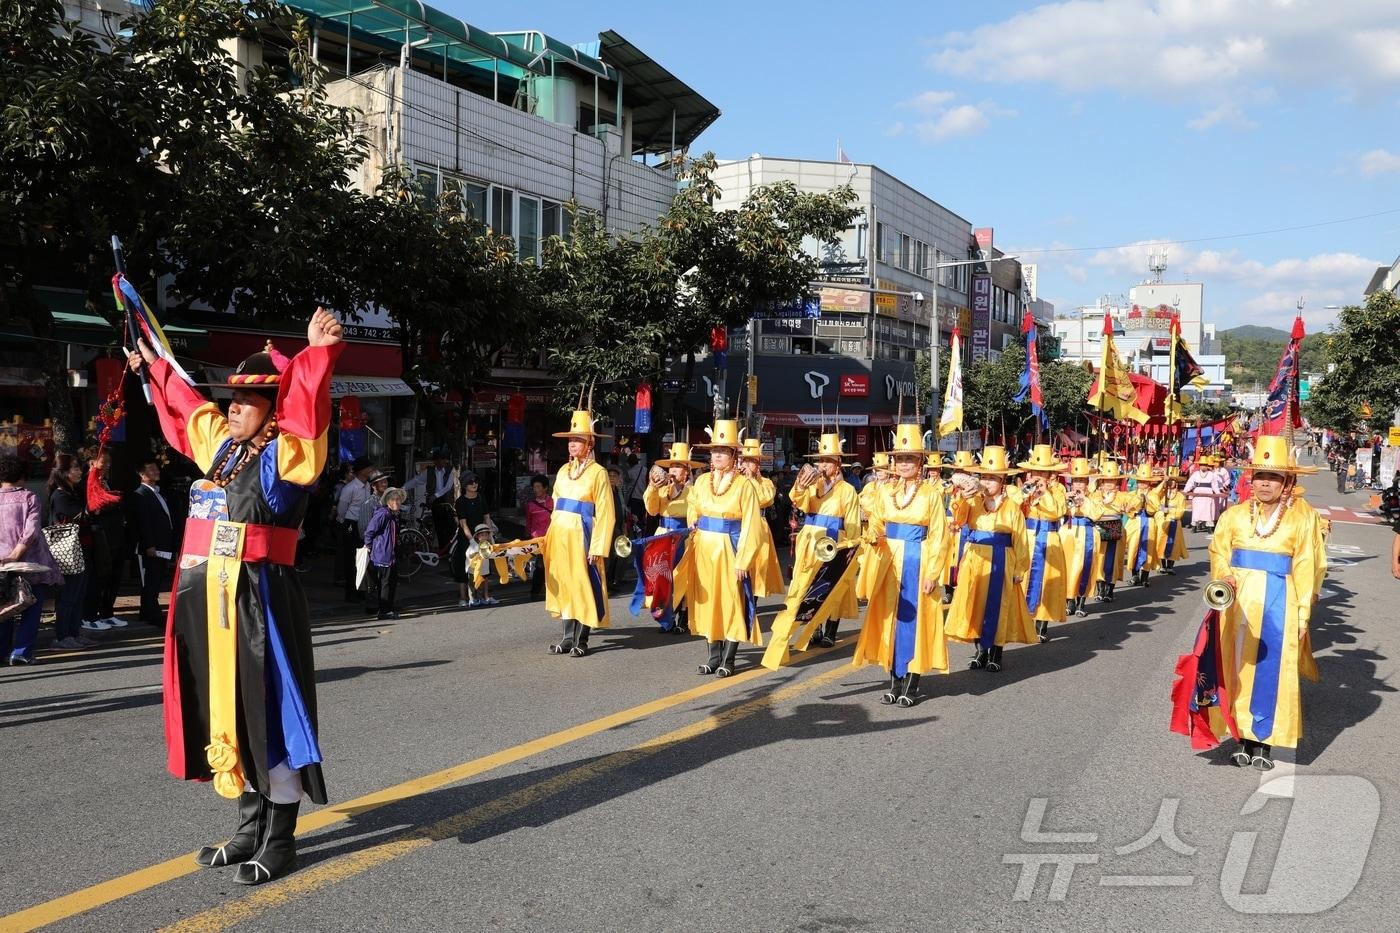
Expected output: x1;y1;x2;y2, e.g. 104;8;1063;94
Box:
183;518;299;566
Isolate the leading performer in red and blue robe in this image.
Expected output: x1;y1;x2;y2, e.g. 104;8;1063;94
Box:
128;308;343;886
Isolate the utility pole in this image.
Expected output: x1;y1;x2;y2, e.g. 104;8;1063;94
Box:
928;248;941;433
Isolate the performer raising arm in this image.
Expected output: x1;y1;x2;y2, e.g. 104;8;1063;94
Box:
127;307;343;886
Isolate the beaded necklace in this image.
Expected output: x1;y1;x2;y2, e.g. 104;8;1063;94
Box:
890;478;920;511
210;417;277;489
710;469;736;497
567;456;592;482
1250;495;1288;539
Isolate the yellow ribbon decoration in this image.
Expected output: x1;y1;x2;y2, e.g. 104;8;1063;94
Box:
203;520;246;799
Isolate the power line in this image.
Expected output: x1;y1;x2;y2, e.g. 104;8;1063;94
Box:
1012;207;1400;256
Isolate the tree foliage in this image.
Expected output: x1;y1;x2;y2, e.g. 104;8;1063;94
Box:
1219;328;1328;392
538;154;861;417
1305;290;1400;432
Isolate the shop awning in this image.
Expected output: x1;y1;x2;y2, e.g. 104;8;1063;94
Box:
330;376;415;398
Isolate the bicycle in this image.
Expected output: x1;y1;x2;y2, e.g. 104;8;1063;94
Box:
394;499;439;581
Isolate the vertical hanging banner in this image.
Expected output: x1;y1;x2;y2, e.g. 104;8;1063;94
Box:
635;381;653;433
970;274;992;362
710;326;728;372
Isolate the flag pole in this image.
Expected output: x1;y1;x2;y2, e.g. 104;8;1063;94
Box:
112;235;152;403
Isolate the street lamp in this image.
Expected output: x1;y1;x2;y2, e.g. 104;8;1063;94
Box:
917;249;1022;432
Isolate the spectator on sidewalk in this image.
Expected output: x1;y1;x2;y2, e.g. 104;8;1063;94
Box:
129;458;174;625
405;450;457;550
357;469;393;540
363;487;404;620
46;455;91;649
1;456;64;665
605;464;629;589
82;448;129;631
450;473;496;607
524;474;553;599
329;462;352;582
335;455;372;602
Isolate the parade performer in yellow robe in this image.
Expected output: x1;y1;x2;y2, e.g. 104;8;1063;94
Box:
1124;462;1161;587
1017;445;1068;643
545;407;615;657
946;446;1035;672
675;420;763;677
1059;458;1100;618
1208;436;1323;770
769;431;862;654
1150;468;1189;572
941;449;978;597
853;426;948;707
1089;461;1129;601
738;438;786;597
642;441;702;633
855;451;891;602
128;309;342;886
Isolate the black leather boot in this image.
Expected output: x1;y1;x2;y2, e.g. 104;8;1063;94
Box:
1250;743;1275;771
986;645;1004;673
570;622;591;657
1035;620;1049;643
1076;596;1089;617
1231;740;1255;768
699;639;724;675
969;647;988;670
897;673;921;708
716;640;739;677
196;790;264;867
814;619;839;648
550;620;576;654
1105;583;1116;603
880;673;901;704
233;799;299;885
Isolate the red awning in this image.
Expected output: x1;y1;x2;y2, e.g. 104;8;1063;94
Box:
1088;371;1170;420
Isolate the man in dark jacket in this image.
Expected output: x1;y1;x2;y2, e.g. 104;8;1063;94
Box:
130;459;175;624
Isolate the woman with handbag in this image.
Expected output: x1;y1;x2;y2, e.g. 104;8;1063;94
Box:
0;456;64;664
46;454;91;649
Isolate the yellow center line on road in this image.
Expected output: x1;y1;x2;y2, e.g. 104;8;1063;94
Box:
157;660;855;933
0;636;855;933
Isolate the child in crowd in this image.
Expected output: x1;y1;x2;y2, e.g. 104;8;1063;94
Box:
363;487;404;620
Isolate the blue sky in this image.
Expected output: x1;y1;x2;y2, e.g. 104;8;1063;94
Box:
450;0;1400;333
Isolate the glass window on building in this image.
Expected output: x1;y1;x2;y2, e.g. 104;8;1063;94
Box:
875;223;885;264
791;337;813;354
518;195;540;262
899;234;912;271
462;181;488;223
490;186;515;240
542;200;563;239
813;337;839;355
415;169;439;207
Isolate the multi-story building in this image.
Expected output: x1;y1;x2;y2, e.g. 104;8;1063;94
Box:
1363;256;1400;297
657;156;1030;465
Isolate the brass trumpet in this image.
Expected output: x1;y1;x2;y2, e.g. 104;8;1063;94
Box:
813;535;839;562
1204;579;1236;610
614;535;634;558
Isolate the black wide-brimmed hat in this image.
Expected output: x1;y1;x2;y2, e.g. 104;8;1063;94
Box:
201;341;289;391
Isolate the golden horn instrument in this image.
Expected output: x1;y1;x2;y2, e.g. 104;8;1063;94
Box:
813;535;838;562
1203;579;1236;611
614;535;634;558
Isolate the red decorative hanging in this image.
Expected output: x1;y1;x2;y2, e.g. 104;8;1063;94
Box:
709;327;728;353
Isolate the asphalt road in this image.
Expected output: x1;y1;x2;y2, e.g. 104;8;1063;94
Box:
2;469;1396;932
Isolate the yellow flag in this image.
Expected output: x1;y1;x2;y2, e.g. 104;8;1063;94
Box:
1086;312;1150;424
939;328;964;437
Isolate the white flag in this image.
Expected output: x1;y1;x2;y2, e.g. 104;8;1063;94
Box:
939;329;964;438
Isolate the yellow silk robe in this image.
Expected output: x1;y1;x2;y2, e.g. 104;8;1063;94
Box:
945;494;1036;646
675;472;763;645
1122;490;1159;575
855;479;883;601
1060;492;1101;600
854;481;949;676
1208;501;1324;748
1150;488;1189;561
644;481;692;613
543;460;615;630
783;477;862;622
746;475;786;597
1090;490;1130;583
1023;482;1068;623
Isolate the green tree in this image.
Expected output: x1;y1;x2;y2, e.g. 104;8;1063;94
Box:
1305;290;1400;431
538;154;861;429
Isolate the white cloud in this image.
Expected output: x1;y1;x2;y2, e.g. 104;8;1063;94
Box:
929;1;1400;101
893;91;1013;144
900;90;957;114
916;104;990;142
1359;148;1400;176
1187;103;1258;131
